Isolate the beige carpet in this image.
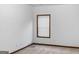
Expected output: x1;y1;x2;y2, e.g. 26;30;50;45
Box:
14;44;79;54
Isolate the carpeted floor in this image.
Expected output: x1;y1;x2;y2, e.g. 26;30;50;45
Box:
14;44;79;54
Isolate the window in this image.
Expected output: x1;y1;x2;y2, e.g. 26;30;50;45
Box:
37;14;51;38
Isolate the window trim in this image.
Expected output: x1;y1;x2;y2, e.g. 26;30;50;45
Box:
37;14;51;38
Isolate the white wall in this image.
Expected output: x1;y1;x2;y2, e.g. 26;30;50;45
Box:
33;5;79;47
0;4;33;53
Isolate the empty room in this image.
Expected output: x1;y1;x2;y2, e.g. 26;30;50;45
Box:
0;4;79;54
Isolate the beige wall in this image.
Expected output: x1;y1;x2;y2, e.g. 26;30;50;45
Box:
0;5;33;53
33;5;79;47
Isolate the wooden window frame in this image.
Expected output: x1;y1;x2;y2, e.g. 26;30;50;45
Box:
37;14;51;38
